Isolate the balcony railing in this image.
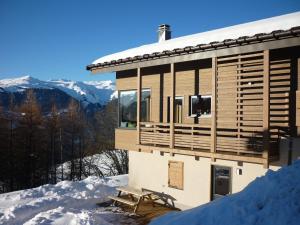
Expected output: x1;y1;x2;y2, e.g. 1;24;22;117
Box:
140;122;211;151
174;124;211;151
140;122;170;147
139;122;275;158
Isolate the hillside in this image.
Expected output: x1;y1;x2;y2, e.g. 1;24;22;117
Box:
150;160;300;225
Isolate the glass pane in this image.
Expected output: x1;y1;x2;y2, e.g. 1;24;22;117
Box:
200;97;211;115
141;89;151;122
190;95;211;116
191;96;201;115
119;90;137;128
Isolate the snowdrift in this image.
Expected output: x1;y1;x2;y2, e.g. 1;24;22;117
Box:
0;175;128;225
150;160;300;225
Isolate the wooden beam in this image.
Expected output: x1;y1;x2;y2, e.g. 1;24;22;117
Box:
137;145;266;164
263;50;270;168
170;63;175;148
297;58;300;135
211;57;217;160
137;68;141;145
298;57;300;90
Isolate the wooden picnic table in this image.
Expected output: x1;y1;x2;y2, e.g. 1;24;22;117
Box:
108;186;156;213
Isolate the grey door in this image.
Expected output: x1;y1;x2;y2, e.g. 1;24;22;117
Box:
212;166;231;200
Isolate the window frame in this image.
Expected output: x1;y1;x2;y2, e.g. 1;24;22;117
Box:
189;95;212;118
211;165;232;201
118;88;151;129
167;96;184;123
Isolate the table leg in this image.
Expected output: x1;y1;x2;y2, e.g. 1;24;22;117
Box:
117;191;122;197
148;194;156;207
130;194;135;201
134;197;142;213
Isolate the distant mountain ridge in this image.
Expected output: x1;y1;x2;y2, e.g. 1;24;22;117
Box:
0;75;116;106
0;76;116;116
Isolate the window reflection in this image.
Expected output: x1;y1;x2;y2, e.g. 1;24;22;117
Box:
119;90;137;128
141;89;151;122
119;89;151;128
190;95;211;117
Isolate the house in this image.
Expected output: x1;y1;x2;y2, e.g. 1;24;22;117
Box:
87;12;300;209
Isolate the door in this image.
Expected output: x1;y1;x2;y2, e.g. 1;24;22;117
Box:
211;166;231;200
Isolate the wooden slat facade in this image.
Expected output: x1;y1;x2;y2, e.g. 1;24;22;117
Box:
115;46;300;166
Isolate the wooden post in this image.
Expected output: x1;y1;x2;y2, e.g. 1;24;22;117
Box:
263;50;270;168
170;63;175;149
297;58;300;136
137;67;141;146
211;57;217;161
237;56;241;155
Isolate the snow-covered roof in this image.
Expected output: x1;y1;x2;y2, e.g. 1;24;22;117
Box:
88;11;300;70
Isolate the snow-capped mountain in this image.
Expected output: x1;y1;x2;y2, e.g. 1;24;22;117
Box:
0;75;116;106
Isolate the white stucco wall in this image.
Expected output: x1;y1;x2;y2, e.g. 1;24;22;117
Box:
128;151;271;209
128;137;300;209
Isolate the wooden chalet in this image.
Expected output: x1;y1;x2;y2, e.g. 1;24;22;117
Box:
87;12;300;209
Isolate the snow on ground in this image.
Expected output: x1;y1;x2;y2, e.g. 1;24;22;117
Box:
0;175;133;225
150;160;300;225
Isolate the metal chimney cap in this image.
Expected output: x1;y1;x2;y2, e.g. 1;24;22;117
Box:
158;24;171;42
158;24;171;30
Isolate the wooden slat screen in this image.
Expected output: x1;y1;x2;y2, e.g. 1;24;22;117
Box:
168;161;184;190
269;58;291;156
216;51;265;156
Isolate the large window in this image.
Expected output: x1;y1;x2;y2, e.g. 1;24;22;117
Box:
119;89;151;128
119;90;137;128
190;95;211;117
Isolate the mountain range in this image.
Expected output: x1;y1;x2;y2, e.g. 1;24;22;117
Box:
0;75;116;114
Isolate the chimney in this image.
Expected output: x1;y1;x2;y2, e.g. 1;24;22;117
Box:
158;24;171;42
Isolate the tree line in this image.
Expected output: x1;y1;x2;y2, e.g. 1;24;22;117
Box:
0;89;127;193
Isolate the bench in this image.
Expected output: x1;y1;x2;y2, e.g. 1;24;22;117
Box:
108;186;155;213
108;195;137;207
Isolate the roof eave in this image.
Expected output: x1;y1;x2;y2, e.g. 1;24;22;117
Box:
87;27;300;74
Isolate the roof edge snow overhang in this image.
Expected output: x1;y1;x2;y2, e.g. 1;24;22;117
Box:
87;27;300;74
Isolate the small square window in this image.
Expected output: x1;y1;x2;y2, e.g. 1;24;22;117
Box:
190;95;211;117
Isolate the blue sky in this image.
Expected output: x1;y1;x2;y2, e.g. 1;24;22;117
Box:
0;0;299;82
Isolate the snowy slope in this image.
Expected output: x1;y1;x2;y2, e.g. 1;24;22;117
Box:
0;76;54;91
0;76;116;105
0;175;130;225
150;160;300;225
